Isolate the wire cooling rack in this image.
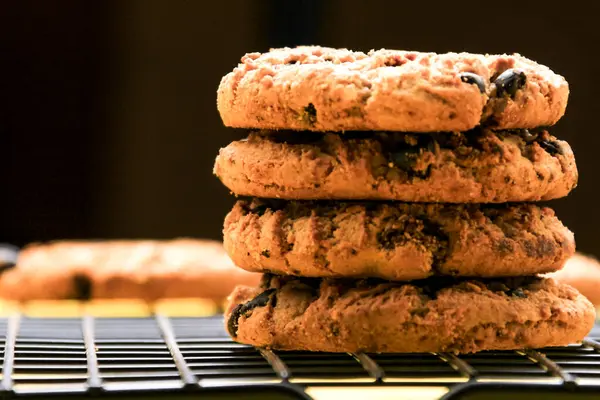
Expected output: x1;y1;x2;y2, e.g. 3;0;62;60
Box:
0;315;595;399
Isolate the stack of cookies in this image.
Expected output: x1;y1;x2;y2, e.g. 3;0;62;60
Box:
214;46;595;353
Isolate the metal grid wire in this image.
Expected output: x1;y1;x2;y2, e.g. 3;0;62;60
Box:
0;316;597;399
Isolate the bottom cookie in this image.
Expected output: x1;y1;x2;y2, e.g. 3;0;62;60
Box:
225;274;595;354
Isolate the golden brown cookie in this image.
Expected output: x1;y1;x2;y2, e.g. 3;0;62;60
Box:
225;274;595;353
223;200;575;281
0;239;260;302
218;46;569;132
214;128;577;203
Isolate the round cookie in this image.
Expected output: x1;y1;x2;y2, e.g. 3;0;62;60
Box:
549;253;600;307
223;200;575;281
218;46;569;132
225;275;595;353
214;129;577;203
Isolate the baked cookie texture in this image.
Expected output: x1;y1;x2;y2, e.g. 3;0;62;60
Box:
549;253;600;307
225;274;595;353
224;199;575;281
216;46;591;353
0;239;260;302
217;46;569;133
214;128;577;203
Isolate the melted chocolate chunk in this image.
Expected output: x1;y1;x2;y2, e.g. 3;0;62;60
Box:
494;69;527;98
227;288;277;337
382;135;435;179
538;140;563;156
72;274;92;301
460;72;486;93
302;103;317;126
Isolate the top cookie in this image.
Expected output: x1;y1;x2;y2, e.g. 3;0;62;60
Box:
218;46;569;132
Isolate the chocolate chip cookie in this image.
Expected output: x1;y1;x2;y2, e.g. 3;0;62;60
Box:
225;274;595;353
218;46;569;132
214;128;577;203
224;200;574;281
0;239;260;302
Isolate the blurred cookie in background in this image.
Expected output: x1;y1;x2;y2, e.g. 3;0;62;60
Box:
0;239;260;303
549;253;600;307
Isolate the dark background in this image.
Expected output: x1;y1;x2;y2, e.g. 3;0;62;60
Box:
1;1;599;256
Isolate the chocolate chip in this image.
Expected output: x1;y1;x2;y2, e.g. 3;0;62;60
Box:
302;103;317;126
494;69;527;98
227;288;277;337
538;140;563;156
270;292;278;307
460;72;486;93
261;249;271;258
72;274;92;301
259;273;275;289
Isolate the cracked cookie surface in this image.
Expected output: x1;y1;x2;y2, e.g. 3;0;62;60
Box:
217;46;569;132
223;200;575;281
214;128;577;203
225;274;595;353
